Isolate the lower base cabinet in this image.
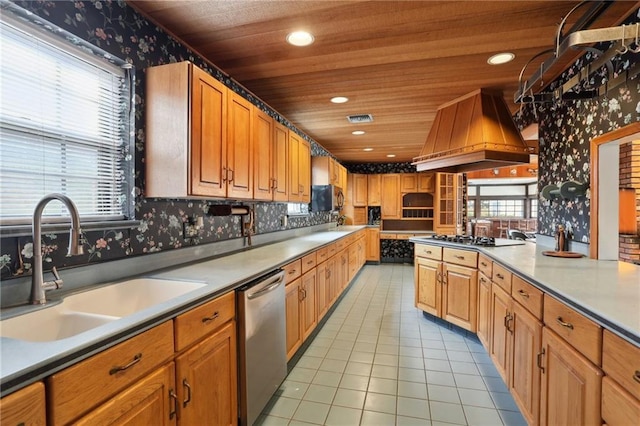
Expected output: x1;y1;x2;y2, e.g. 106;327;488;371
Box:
75;363;176;425
0;381;46;426
539;327;602;426
175;320;237;426
285;276;303;360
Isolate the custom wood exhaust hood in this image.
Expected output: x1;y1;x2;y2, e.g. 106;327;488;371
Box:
412;89;532;173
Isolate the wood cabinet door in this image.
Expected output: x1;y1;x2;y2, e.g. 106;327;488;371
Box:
273;122;289;202
435;173;457;233
366;228;380;261
418;173;435;193
352;174;368;206
415;257;441;317
489;283;512;384
190;66;228;197
301;270;317;340
509;301;542;426
540;328;603;426
338;250;349;295
253;108;274;201
227;92;253;199
442;262;478;332
316;261;330;321
367;174;381;206
75;364;176;426
400;173;417;193
0;381;46;426
477;272;491;349
175;321;237;426
381;174;401;218
285;278;302;359
288;133;301;201
299;139;311;203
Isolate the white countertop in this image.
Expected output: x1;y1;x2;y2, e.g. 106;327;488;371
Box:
411;238;640;345
0;226;365;395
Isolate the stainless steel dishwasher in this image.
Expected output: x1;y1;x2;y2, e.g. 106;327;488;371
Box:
237;269;287;426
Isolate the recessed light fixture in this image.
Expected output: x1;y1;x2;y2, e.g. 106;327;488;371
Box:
352;130;365;135
387;154;396;158
363;148;373;152
286;31;314;47
330;96;349;104
487;52;515;65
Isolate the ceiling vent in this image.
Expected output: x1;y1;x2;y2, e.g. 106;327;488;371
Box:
346;114;373;123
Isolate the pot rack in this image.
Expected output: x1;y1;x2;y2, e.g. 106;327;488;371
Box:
514;1;640;104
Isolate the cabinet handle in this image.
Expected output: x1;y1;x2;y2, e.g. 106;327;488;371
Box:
222;166;227;182
480;277;487;284
202;311;220;323
299;288;305;301
503;313;510;330
481;261;488;267
634;371;640;383
426;250;432;254
517;289;530;298
109;353;142;375
307;260;314;265
169;389;178;420
537;348;545;373
288;269;296;275
556;317;574;330
228;168;234;182
182;378;192;407
496;273;504;280
454;255;465;260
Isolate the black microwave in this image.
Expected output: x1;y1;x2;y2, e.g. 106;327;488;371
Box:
310;185;344;212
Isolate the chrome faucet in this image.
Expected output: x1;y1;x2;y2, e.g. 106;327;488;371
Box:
31;194;84;304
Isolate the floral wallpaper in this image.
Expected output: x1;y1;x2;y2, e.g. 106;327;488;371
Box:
514;8;640;243
346;162;416;174
0;0;333;281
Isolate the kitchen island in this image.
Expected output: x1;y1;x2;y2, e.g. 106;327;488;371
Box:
411;236;640;426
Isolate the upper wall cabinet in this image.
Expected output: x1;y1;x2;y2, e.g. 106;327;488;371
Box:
146;61;229;198
289;132;311;203
312;157;347;191
227;92;254;199
272;122;289;202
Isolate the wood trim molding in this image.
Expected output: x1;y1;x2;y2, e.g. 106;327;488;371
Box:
589;122;640;259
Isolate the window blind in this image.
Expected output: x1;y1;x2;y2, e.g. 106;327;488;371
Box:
0;16;128;224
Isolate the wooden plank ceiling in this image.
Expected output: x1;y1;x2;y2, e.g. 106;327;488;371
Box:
129;1;635;163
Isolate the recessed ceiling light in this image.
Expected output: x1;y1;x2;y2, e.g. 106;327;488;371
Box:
487;52;515;65
330;96;349;104
387;154;396;158
363;148;373;152
352;130;365;135
286;31;314;47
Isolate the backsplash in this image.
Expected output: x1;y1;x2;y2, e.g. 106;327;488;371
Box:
0;0;333;280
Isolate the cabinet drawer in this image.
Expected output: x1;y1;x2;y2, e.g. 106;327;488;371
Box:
380;233;397;240
327;243;337;258
443;247;477;268
301;252;317;274
478;254;492;278
396;233;414;240
336;238;347;251
491;263;512;293
316;247;329;264
602;376;640;426
48;321;174;426
543;295;602;366
603;330;640;400
174;291;235;351
283;259;302;281
415;244;442;260
511;275;543;320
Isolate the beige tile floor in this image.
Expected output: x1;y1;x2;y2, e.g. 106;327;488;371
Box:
257;264;527;426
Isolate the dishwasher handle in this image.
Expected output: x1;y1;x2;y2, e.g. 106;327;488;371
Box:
246;271;285;300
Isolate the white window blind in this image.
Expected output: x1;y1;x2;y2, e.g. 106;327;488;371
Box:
0;16;129;224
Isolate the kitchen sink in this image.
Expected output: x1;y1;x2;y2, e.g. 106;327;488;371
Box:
0;278;207;342
63;278;207;317
0;305;118;342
